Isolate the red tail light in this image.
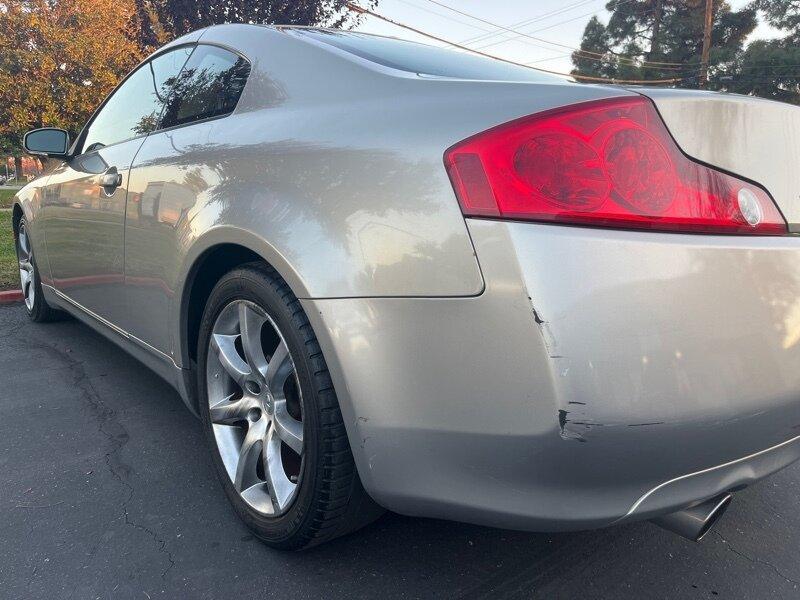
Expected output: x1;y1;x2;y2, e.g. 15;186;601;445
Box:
444;96;787;235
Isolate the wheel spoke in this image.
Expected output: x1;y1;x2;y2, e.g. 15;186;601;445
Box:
209;394;257;425
234;419;267;493
265;340;292;393
18;228;30;258
19;267;31;290
273;399;303;454
19;265;33;308
238;302;269;380
211;333;250;387
240;483;273;514
264;426;296;511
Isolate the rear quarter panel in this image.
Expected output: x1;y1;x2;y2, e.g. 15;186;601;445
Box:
125;24;636;366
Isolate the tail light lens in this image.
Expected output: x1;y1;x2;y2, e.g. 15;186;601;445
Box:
444;97;787;235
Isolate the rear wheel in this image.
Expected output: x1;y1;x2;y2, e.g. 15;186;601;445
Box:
197;263;382;549
15;218;62;322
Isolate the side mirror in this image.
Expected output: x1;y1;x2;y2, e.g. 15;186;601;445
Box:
23;128;70;158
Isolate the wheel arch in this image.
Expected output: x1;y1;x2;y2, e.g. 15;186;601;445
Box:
174;230;375;500
176;226;311;375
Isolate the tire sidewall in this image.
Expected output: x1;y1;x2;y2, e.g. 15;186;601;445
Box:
197;268;321;548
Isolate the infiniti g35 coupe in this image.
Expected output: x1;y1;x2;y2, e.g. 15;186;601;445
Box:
13;24;800;548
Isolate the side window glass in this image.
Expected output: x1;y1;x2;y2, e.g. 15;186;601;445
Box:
160;46;251;129
81;46;193;153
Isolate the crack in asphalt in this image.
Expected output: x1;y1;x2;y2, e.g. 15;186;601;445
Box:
713;530;800;588
27;565;38;588
32;336;176;579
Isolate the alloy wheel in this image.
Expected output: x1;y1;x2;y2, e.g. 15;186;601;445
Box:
17;222;35;310
206;300;304;516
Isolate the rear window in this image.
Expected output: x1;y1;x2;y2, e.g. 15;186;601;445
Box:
298;30;562;83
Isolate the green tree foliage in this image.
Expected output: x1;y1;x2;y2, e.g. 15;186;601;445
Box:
726;39;800;103
721;0;800;103
135;0;377;47
0;0;379;170
756;0;800;41
0;0;146;172
571;0;757;86
571;16;617;79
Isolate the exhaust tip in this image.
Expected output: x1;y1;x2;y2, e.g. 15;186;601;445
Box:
652;493;732;542
695;494;732;541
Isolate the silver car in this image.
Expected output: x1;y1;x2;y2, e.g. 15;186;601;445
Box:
13;24;800;549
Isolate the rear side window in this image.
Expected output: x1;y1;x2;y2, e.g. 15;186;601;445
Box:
300;30;561;83
160;45;251;129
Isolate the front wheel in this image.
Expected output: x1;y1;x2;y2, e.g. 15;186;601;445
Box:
15;218;62;322
197;263;382;549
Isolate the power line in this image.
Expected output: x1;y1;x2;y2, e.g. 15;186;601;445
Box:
361;2;800;80
414;0;694;72
420;0;594;52
392;0;493;33
394;1;578;58
416;0;698;68
344;3;691;84
470;0;632;50
474;4;637;50
360;2;766;79
525;52;573;64
460;0;600;45
463;0;599;45
390;1;731;78
469;2;689;72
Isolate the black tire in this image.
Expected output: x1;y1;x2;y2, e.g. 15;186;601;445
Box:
15;217;63;323
197;262;383;550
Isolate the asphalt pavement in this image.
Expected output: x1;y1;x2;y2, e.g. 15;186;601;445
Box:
1;303;799;599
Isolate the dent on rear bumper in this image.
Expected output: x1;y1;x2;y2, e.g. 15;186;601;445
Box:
302;220;800;531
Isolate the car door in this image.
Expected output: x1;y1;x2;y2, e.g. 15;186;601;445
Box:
44;45;193;324
123;44;251;356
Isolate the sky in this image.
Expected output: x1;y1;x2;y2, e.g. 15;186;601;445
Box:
352;0;781;75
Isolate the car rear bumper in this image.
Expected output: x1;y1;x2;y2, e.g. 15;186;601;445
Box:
302;220;800;531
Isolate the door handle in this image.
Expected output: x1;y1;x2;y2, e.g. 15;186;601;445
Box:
99;168;122;196
100;171;122;188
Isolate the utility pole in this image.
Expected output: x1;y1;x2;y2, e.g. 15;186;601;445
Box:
648;0;663;62
699;0;713;89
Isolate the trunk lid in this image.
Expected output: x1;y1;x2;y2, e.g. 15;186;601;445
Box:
635;88;800;231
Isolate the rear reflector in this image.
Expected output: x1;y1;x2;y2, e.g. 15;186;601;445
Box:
444;97;787;235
